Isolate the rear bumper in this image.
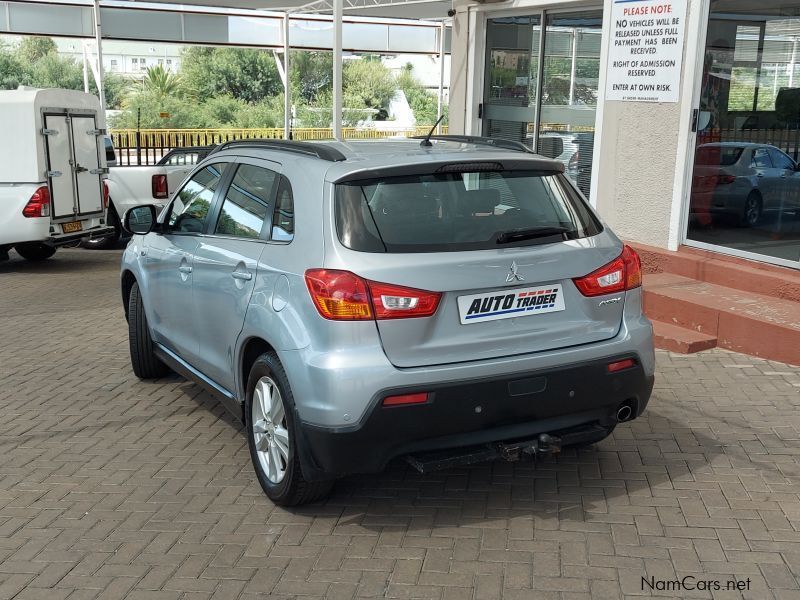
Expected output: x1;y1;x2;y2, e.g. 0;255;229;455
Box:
296;355;653;480
48;224;114;246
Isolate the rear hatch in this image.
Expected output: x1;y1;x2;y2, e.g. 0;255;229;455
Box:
333;166;626;368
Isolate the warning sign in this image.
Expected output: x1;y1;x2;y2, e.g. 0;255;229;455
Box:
605;0;687;103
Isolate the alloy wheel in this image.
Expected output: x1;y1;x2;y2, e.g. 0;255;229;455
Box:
251;376;290;483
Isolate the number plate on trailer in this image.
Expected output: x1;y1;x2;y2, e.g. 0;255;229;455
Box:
61;221;83;234
457;284;565;325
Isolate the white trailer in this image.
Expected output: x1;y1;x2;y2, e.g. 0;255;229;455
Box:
0;87;114;261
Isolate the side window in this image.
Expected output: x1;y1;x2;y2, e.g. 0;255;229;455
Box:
271;177;295;242
769;148;795;171
168;162;229;233
215;164;276;239
751;148;773;169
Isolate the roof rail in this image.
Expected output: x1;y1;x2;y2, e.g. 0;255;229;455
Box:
208;139;347;162
411;134;533;154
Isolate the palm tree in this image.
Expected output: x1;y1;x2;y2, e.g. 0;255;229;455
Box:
142;64;182;98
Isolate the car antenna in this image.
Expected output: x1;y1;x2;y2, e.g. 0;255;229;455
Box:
419;114;446;147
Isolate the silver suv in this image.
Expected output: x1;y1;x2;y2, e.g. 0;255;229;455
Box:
121;136;654;506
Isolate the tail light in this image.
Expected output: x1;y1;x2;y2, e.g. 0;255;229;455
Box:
102;180;110;209
717;174;736;185
573;245;642;297
305;269;441;321
22;186;50;218
152;174;168;199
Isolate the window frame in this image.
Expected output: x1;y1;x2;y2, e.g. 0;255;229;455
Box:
269;175;295;245
163;160;234;237
204;158;282;242
750;147;773;169
768;147;796;171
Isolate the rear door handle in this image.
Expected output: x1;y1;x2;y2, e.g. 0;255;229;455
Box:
178;265;192;274
232;271;253;281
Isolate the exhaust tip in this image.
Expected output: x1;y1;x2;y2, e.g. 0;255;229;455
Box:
616;404;633;423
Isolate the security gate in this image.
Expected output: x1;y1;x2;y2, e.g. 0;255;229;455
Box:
42;112;104;221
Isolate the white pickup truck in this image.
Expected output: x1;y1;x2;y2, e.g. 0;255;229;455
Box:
86;145;211;249
0;87;114;261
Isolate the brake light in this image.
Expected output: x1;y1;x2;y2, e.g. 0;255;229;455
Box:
304;269;441;321
382;392;429;407
573;245;642;297
22;186;50;218
305;269;373;320
152;174;168;199
102;180;109;209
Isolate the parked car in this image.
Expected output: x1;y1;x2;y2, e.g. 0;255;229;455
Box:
120;136;655;506
84;145;214;249
0;87;113;262
691;142;800;227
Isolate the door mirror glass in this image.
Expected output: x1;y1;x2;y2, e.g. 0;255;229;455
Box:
123;205;157;235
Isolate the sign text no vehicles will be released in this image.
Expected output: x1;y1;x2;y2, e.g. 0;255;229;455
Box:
605;0;687;103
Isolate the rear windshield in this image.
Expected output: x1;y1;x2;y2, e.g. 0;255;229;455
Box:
335;170;603;253
696;146;743;166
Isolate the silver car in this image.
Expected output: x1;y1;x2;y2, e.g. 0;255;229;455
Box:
120;136;654;506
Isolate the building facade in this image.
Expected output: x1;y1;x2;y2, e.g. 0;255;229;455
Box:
449;0;800;269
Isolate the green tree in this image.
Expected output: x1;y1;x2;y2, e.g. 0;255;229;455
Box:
396;65;443;126
142;64;182;98
16;37;57;63
0;42;25;89
290;51;332;104
343;57;395;112
110;89;208;129
181;46;281;103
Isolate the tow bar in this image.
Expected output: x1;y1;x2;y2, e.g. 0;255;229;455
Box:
406;432;568;474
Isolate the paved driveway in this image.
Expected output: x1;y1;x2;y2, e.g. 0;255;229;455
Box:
1;248;800;600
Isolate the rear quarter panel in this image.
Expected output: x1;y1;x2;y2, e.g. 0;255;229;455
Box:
0;183;49;245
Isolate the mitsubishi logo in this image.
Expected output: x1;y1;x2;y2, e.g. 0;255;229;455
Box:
506;261;524;283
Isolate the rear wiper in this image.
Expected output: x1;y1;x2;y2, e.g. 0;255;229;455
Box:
496;226;569;245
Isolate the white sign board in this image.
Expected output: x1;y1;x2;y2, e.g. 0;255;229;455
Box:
605;0;687;103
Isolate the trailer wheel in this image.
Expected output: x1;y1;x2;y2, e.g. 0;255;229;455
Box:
14;243;56;261
128;281;170;379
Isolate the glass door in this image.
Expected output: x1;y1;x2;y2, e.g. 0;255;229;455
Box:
482;9;603;198
686;0;800;266
482;16;541;150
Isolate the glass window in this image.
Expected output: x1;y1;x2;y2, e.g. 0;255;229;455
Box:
751;148;772;169
769;148;795;171
335;170;601;253
482;11;603;199
271;177;294;242
167;162;229;234
215;164;276;239
687;0;800;265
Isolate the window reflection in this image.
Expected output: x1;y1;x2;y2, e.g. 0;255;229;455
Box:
688;1;800;264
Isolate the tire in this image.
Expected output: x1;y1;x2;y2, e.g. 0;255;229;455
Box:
246;352;333;506
741;191;762;227
82;204;120;250
14;242;56;261
127;281;170;379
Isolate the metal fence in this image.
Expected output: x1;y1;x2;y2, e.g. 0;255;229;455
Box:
109;126;449;166
698;127;800;161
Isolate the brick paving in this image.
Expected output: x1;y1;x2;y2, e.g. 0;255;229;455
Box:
1;247;800;599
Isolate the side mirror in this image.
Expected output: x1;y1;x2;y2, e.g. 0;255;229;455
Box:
123;205;157;235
